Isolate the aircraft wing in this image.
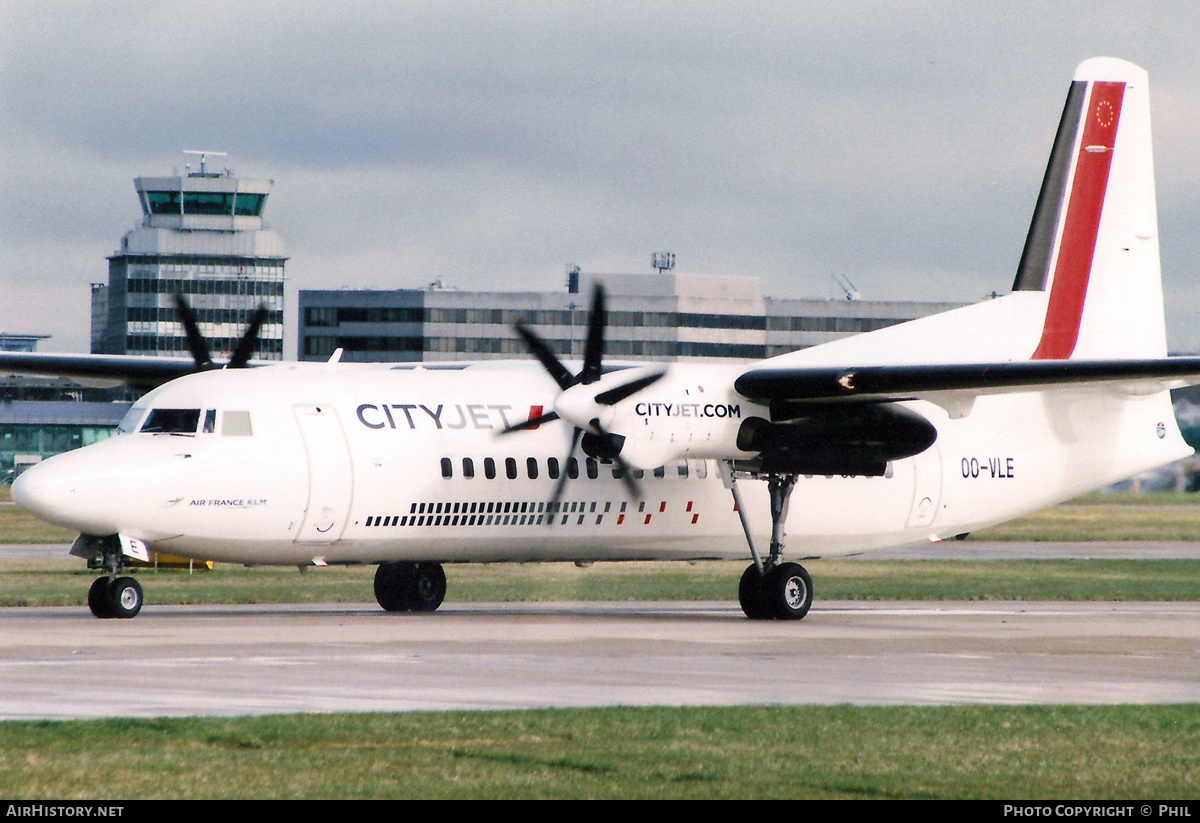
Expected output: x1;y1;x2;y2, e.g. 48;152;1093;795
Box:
0;351;201;387
734;357;1200;406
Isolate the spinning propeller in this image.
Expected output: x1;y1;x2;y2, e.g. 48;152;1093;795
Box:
502;284;665;512
174;292;268;371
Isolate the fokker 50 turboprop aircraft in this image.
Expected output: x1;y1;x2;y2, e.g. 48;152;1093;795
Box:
8;57;1200;621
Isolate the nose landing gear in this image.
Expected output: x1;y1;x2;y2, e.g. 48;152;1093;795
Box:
77;534;146;619
88;575;144;619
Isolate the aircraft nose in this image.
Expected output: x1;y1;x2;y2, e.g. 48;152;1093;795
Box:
12;452;121;535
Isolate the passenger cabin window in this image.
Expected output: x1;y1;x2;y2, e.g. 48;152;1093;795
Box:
222;411;253;437
140;408;201;434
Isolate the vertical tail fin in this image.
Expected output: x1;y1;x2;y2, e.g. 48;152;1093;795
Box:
1017;58;1165;361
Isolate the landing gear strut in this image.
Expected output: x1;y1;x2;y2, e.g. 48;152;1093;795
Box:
724;468;813;620
84;537;143;619
374;562;447;612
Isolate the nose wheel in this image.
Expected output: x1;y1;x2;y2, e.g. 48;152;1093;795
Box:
87;575;143;619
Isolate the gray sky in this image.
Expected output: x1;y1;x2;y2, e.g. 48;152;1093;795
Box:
3;1;1200;355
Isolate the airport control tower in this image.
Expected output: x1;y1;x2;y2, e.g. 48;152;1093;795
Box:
91;152;286;360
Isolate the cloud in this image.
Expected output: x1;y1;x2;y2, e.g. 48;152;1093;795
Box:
4;1;1200;353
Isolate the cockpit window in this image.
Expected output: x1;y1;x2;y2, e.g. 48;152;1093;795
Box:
140;408;202;434
116;405;148;434
222;411;253;437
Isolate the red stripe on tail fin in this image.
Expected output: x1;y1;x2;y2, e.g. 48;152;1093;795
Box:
1031;81;1126;360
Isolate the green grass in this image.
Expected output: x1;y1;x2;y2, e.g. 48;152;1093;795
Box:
4;487;1200;608
971;501;1200;541
1;705;1196;799
4;557;1200;608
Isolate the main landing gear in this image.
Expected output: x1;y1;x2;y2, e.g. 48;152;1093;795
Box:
374;561;447;612
724;469;813;620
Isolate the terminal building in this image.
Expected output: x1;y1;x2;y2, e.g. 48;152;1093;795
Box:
90;152;286;361
0;336;125;480
299;265;965;364
0;334;50;353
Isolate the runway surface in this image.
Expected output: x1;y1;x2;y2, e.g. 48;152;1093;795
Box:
4;598;1200;720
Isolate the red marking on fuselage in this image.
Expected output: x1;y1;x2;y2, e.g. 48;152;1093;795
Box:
1031;81;1126;361
527;405;544;429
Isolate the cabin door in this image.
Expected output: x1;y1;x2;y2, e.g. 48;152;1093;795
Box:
293;404;354;544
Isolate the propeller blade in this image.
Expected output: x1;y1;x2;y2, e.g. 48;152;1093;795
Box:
546;427;582;525
509;281;642;508
500;411;561;435
580;283;605;385
227;303;268;369
594;371;666;406
173;293;214;371
611;452;642;500
592;419;641;500
513;322;576;390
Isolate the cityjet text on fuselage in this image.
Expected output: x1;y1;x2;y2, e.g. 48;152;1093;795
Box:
633;401;742;420
356;402;537;432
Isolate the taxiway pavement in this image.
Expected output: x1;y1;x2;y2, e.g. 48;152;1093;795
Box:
3;598;1199;720
4;540;1199;719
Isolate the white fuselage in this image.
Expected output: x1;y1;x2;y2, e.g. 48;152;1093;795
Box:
13;351;1189;568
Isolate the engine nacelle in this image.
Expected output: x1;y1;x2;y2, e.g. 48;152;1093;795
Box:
735;402;937;476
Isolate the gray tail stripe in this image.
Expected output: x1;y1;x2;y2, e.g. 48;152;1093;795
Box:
1013;80;1088;292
